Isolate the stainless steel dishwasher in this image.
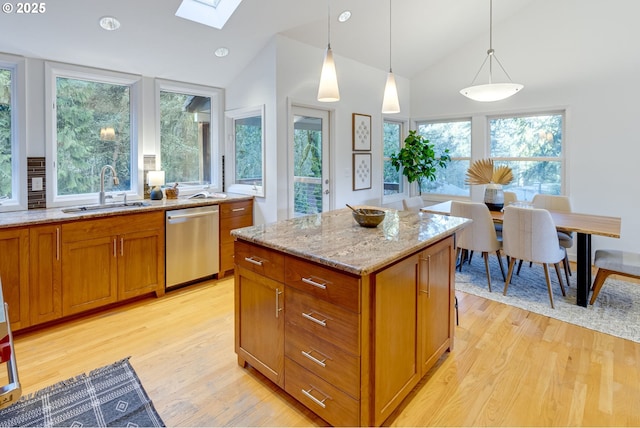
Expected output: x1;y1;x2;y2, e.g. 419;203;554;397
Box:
165;205;219;289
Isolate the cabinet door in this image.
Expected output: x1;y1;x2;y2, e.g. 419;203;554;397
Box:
62;235;118;315
373;253;420;426
235;266;284;387
29;224;62;325
0;228;30;330
118;228;164;299
418;236;455;375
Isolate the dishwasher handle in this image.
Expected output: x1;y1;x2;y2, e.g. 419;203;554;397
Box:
167;210;219;222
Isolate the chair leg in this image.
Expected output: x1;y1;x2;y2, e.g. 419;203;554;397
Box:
482;252;492;292
562;249;571;286
455;295;459;326
503;257;517;296
590;268;612;305
543;263;555;309
496;250;506;281
553;262;566;296
516;259;524;275
468;250;474;265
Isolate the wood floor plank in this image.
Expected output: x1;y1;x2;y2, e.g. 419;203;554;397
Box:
6;276;640;426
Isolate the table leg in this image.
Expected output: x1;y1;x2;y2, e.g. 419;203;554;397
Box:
576;233;592;307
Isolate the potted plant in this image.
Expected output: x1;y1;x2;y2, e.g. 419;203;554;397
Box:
465;158;513;210
390;130;451;194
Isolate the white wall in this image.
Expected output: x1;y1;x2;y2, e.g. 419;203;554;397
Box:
411;0;640;254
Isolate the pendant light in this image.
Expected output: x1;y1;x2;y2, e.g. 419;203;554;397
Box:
381;0;400;114
459;0;523;102
317;1;340;102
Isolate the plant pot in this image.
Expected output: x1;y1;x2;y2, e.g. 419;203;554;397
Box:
484;183;504;211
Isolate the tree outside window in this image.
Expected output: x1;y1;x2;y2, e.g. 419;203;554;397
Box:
55;76;131;196
490;113;564;201
0;68;12;199
383;120;403;197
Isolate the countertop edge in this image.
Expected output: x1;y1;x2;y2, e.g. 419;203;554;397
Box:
0;194;253;229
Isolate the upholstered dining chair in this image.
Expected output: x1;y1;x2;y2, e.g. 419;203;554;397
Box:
494;191;518;238
451;201;506;291
402;196;424;213
502;206;567;308
526;194;573;284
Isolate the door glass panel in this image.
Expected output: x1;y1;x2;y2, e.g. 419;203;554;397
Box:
293;115;323;216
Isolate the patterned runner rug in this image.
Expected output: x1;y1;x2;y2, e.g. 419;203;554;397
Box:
0;358;164;427
455;256;640;343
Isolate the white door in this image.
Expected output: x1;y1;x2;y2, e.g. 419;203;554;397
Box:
289;106;330;217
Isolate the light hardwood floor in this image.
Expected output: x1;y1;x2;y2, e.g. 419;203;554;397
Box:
6;275;640;426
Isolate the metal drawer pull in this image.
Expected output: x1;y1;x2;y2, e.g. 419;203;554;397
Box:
244;256;263;266
301;350;327;367
302;277;327;289
302;311;327;327
301;386;329;409
232;207;245;212
275;288;283;318
419;255;431;296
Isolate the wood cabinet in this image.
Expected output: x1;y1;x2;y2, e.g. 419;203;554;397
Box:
234;235;456;427
0;228;30;330
234;240;285;387
220;199;253;275
61;211;164;316
29;224;62;325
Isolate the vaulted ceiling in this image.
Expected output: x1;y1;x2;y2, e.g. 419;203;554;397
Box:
0;0;536;88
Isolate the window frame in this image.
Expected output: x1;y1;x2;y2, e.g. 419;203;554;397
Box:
155;79;223;195
225;105;265;197
413;116;472;199
44;62;142;207
487;110;567;200
0;53;27;212
381;117;408;204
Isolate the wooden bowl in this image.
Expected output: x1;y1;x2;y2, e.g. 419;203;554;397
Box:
352;209;386;228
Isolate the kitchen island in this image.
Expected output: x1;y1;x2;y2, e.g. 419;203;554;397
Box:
232;208;469;427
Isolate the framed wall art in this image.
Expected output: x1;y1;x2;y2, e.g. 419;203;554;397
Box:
352;113;372;151
353;153;372;190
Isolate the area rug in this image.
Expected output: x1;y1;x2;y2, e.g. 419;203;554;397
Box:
0;358;164;427
455;256;640;343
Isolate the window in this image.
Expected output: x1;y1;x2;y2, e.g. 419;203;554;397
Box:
46;63;140;205
157;80;221;191
0;54;25;211
225;105;264;197
415;119;471;196
383;119;404;199
489;112;564;201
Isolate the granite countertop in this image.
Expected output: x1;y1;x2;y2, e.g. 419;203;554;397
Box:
0;193;253;229
232;208;470;276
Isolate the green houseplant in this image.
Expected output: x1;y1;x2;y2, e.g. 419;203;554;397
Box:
390;130;451;194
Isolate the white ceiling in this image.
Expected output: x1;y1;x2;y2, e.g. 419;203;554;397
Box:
0;0;536;88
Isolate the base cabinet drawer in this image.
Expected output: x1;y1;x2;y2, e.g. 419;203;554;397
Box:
285;323;360;399
285;358;359;427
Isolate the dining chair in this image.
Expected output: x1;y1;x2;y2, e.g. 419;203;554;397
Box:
494;191;517;238
527;194;573;284
502;206;567;308
451;201;506;291
402;196;424;213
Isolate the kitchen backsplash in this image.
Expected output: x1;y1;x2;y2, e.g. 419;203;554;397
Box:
27;157;46;209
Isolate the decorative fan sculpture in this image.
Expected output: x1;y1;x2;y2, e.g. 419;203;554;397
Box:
465;158;513;211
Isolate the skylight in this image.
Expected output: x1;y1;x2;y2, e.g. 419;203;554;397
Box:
175;0;243;29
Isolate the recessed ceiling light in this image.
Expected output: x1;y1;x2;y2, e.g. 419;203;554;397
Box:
99;16;121;31
214;47;229;57
338;10;351;22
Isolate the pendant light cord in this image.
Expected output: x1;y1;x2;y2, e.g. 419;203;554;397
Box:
389;0;392;72
327;0;331;49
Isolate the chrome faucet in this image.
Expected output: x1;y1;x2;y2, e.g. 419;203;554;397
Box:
99;165;119;205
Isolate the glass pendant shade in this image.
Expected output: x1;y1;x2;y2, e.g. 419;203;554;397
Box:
459;82;523;102
317;46;340;102
382;71;400;114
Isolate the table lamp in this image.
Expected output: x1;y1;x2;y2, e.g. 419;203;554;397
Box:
147;170;165;200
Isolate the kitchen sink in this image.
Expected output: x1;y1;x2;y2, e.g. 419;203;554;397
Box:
62;201;151;213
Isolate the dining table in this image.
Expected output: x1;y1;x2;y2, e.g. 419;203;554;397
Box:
421;201;622;307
